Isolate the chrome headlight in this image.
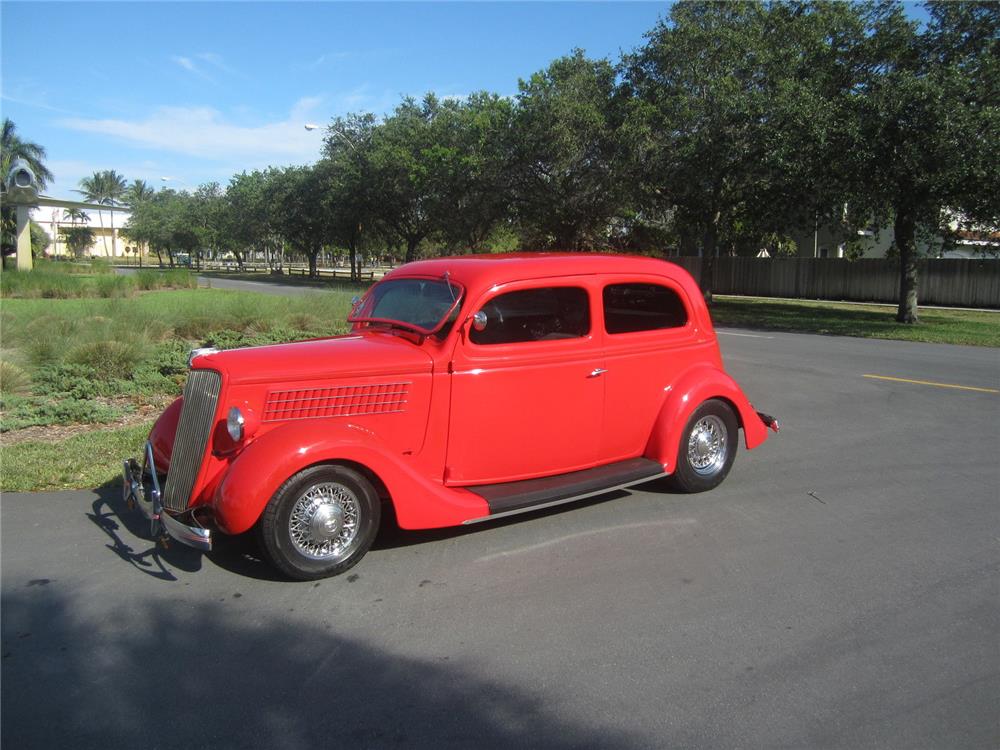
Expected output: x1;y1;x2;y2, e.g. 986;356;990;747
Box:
227;407;245;442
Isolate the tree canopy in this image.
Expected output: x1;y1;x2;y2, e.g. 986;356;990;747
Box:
12;1;995;322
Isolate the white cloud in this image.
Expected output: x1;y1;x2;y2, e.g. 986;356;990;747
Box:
57;97;328;165
170;53;232;82
172;56;197;73
298;51;353;71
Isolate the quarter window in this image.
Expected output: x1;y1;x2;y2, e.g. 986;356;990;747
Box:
470;287;590;345
603;283;688;334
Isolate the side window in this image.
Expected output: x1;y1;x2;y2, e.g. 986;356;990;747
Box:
603;283;688;334
470;287;590;345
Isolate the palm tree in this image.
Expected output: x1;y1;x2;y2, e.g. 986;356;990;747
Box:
1;118;54;190
125;179;155;206
77;170;128;256
1;119;54;258
62;208;90;225
124;180;155;259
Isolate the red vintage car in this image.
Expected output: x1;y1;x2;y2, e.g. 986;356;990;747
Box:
123;254;778;579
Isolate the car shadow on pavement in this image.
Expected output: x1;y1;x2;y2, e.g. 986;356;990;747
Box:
87;482;286;583
372;479;681;552
1;586;650;750
87;476;684;581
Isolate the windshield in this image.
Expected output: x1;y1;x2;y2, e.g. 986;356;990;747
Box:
349;277;464;336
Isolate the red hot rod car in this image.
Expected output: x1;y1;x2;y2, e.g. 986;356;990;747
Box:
123;254;778;579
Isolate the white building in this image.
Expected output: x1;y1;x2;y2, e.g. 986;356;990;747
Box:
32;205;134;259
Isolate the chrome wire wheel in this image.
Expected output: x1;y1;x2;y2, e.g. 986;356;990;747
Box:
687;414;728;476
287;482;360;560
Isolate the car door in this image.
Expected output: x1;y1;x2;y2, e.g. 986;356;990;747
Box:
598;277;706;460
446;281;605;486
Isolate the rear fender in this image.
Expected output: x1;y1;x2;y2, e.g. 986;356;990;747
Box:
213;420;488;534
644;365;769;472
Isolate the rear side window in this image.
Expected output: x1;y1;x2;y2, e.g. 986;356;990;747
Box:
470;287;590;345
603;283;688;334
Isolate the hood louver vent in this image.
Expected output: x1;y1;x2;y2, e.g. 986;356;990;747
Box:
263;383;410;422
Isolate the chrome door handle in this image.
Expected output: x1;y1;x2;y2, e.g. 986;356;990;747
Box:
589;368;608;378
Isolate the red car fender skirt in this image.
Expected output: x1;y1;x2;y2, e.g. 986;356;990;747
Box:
212;420;489;534
644;365;769;472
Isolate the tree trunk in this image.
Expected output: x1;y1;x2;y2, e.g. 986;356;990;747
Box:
894;209;919;324
405;236;421;263
700;222;718;305
308;250;318;278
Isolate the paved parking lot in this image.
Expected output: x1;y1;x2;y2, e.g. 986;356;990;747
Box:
2;329;998;749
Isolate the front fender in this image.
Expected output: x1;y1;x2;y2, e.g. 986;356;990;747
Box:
148;397;183;471
213;420;487;534
644;364;769;472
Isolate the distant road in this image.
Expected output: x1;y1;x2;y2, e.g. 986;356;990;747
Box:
116;266;348;296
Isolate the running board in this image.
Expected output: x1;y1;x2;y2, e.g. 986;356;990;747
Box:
462;457;666;525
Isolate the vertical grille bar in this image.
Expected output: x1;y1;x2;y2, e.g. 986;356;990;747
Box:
162;370;222;512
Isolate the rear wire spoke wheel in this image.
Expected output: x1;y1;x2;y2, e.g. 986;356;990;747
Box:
670;399;739;493
259;464;380;580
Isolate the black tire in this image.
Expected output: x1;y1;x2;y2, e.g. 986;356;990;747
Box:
258;464;380;580
669;399;739;493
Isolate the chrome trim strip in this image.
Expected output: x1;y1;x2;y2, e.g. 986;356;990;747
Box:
160;512;212;551
461;472;667;525
121;442;213;551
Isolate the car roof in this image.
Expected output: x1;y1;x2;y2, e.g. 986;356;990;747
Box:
384;253;697;298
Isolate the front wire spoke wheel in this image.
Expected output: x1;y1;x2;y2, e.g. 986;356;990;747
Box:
287;483;360;560
259;464;381;580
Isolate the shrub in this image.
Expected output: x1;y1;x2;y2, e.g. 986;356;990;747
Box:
33;364;105;399
0;393;126;432
66;339;146;381
0;361;32;396
134;269;162;291
162;269;198;289
287;312;323;332
172;316;218;339
135;269;197;291
94;275;133;298
200;327;305;351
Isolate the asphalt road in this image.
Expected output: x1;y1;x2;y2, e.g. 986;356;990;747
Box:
3;328;998;749
199;273;345;296
117;267;343;296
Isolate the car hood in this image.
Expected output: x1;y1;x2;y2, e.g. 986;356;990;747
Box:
191;333;435;385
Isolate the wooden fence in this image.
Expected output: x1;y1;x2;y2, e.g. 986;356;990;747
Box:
196;261;380;282
667;257;1000;308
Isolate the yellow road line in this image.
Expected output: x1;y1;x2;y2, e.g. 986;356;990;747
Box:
863;374;999;394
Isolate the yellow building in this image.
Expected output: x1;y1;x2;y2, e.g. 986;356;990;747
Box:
32;205;134;259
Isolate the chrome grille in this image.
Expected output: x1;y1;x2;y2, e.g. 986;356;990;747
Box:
162;369;221;512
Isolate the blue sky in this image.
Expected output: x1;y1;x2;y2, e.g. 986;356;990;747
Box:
1;1;674;198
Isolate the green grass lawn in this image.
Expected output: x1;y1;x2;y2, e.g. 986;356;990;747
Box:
1;422;153;492
712;297;1000;347
1;286;357;491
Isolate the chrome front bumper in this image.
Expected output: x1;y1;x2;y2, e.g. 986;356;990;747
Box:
122;441;213;551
